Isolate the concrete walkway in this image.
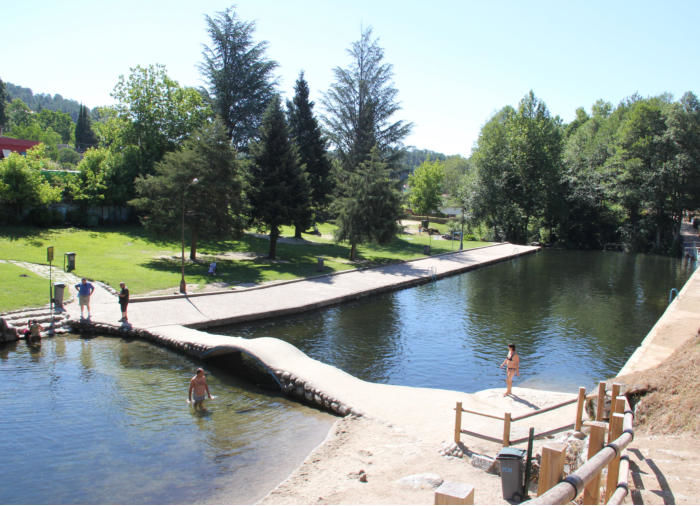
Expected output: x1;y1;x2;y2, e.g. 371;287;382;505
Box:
71;242;538;329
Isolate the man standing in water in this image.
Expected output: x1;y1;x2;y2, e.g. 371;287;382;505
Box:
499;343;520;396
188;368;212;410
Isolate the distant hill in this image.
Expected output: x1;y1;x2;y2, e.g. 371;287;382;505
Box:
396;148;447;180
5;82;85;122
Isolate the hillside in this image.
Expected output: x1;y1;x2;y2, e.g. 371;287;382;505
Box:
5;82;84;121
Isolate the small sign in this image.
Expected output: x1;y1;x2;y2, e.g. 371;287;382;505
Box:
47;246;54;263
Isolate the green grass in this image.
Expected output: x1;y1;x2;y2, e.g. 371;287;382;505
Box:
0;224;491;311
0;262;52;312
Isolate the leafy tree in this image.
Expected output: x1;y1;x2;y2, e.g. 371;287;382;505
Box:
199;6;278;151
131;119;244;260
248;96;309;259
112;64;210;177
75;104;98;152
333;146;402;260
36;109;74;144
441;155;470;199
287;71;332;235
407;158;444;215
0;145;61;222
57;146;81;167
5;99;32;129
66;148;108;208
322;27;412;169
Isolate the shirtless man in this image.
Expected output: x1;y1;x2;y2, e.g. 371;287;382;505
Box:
499;343;520;396
188;368;212;410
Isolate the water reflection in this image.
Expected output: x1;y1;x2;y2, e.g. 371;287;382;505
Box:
219;250;693;393
0;335;333;505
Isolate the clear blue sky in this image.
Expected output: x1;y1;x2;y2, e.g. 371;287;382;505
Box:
4;0;699;156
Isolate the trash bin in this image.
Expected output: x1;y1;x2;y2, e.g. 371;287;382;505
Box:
317;256;324;271
65;252;76;272
53;282;65;309
496;447;527;502
423;245;431;255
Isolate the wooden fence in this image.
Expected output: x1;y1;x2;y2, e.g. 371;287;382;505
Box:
452;381;633;505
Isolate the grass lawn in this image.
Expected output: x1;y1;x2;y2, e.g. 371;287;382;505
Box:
0;262;53;312
0;224;491;311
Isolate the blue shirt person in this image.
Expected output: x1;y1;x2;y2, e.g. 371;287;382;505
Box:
75;278;95;319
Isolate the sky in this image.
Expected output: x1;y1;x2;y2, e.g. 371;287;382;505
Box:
4;0;700;156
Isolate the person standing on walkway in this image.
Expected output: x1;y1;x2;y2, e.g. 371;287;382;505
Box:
188;368;212;411
75;278;95;320
499;343;520;396
118;282;129;322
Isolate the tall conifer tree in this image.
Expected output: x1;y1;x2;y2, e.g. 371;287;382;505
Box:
248;96;310;259
75;104;98;152
287;72;332;236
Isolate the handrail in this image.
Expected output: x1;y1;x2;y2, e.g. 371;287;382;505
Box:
459;408;504;421
606;455;630;505
524;399;634;504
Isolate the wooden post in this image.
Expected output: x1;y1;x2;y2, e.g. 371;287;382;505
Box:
604;413;624;503
614;395;626;415
454;402;462;444
610;383;620;412
595;382;606;421
583;421;606;504
435;482;474;505
537;442;566;496
502;412;511;447
575;386;586;432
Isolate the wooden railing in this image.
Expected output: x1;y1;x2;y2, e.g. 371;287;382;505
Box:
452;382;633;505
523;382;633;505
454;386;593;447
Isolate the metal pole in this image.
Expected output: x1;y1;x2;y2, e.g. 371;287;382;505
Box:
180;188;186;294
460;207;464;250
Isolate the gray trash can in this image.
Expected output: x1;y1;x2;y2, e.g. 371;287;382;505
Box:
497;447;527;502
53;283;65;309
65;252;76;272
423;245;431;255
317;256;324;271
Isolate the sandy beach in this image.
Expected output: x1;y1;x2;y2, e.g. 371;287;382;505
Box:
259;386;580;505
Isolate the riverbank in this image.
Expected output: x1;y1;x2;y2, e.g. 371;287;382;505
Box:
257;263;700;504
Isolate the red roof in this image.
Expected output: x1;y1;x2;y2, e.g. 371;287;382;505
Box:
0;136;40;158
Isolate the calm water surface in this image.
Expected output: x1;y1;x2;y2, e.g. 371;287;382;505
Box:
0;336;333;505
219;250;695;392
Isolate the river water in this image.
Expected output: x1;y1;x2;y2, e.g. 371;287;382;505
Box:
0;249;693;504
218;250;695;393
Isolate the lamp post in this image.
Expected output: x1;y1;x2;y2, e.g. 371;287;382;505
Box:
460;206;465;251
180;178;198;294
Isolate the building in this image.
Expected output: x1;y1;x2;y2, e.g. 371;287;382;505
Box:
0;136;40;159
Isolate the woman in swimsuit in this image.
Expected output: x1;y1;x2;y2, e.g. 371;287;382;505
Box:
499;343;519;396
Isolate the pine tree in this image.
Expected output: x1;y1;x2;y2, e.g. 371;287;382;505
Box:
287;72;332;236
333;146;402;260
199;6;278;151
74;104;97;152
248;96;310;259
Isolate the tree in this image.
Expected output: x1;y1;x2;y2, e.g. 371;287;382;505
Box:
333;146;402;260
199;6;278;151
112;64;210;177
248;96;309;259
287;71;332;236
131;119;244;260
0;145;61;222
0;77;7;133
36;109;74;144
407;158;444;215
322;27;412;169
75;104;98;152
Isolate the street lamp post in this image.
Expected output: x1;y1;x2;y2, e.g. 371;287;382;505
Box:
180;178;198;294
459;207;465;251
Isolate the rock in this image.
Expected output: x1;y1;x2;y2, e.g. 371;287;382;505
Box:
471;453;499;474
397;473;443;490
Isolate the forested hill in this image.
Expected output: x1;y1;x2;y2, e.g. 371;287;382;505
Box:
5;82;84;121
